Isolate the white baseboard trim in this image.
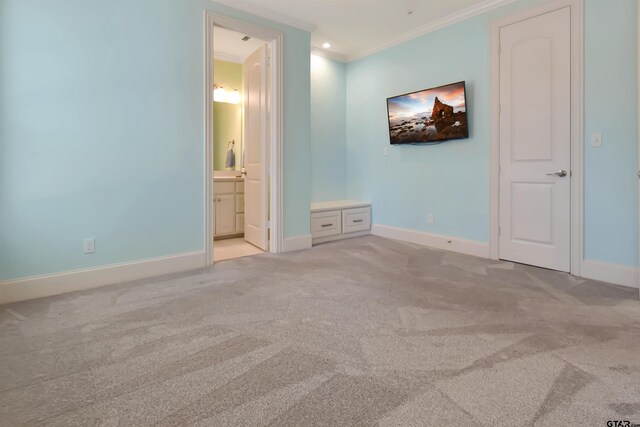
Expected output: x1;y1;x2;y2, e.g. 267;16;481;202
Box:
0;251;207;305
312;230;370;245
371;224;490;258
580;260;638;289
281;234;312;253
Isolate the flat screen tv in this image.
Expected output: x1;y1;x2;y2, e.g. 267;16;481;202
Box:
387;81;469;145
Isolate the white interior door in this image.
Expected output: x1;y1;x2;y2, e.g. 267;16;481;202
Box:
499;7;571;272
243;44;268;250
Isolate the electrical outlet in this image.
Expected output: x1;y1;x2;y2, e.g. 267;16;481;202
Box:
383;147;389;156
84;238;95;254
427;213;434;224
591;132;602;147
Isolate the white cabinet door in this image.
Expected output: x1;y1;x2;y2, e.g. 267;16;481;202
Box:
499;7;571;272
215;194;236;235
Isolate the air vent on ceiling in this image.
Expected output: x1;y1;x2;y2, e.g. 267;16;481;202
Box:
241;36;250;41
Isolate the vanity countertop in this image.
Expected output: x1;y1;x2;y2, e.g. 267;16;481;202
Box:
213;176;244;182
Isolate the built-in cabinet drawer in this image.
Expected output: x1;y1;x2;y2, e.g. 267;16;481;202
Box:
216;181;235;194
311;210;342;239
310;201;371;245
342;207;371;233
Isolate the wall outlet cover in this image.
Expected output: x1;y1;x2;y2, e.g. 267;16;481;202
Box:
84;238;95;254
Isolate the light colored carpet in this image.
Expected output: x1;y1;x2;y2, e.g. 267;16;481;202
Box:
1;236;639;426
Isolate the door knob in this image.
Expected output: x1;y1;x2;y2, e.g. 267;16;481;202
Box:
546;170;567;177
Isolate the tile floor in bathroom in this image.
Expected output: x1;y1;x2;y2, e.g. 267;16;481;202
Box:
213;237;263;262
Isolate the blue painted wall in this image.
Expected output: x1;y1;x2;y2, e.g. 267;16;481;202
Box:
311;54;347;201
345;0;638;267
0;0;311;280
583;0;638;266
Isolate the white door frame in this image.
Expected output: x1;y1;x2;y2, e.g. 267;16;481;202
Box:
204;11;284;265
489;0;584;275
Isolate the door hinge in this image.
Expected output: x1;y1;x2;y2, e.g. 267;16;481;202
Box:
498;225;501;236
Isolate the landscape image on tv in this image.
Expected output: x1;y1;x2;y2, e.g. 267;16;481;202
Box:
387;81;469;144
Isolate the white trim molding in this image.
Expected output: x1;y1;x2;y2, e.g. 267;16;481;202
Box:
348;0;518;61
310;48;347;63
205;11;285;263
580;261;639;289
281;234;311;252
0;251;206;305
489;0;584;275
213;50;242;64
282;235;312;253
210;0;316;33
371;225;490;259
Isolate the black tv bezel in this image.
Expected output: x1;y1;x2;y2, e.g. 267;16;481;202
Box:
386;80;469;145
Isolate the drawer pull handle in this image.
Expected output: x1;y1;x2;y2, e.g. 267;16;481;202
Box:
353;219;364;223
321;223;333;227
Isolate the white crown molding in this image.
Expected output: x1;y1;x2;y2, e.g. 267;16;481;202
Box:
347;0;518;62
211;0;316;33
310;47;347;63
213;50;242;64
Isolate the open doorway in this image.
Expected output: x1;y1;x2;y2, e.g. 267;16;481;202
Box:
205;12;283;264
211;26;268;262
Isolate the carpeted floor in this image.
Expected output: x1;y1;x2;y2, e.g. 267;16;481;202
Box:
1;236;639;426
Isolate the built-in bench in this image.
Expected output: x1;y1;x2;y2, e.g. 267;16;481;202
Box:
310;200;371;245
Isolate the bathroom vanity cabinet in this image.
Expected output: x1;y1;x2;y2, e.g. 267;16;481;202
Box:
214;178;244;239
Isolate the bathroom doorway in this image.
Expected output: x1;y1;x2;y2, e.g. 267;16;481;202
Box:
205;13;283;264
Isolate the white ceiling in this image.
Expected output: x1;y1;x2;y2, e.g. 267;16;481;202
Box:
213;0;516;61
214;25;266;63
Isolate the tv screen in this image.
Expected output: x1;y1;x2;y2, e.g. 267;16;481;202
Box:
387;81;469;144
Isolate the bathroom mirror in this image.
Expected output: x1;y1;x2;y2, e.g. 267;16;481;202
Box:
213;59;243;172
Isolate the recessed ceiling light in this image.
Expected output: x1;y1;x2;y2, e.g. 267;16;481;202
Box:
322;42;331;49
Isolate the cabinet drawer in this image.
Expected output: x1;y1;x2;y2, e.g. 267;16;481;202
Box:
236;181;244;194
236;194;244;213
215;181;235;194
342;207;371;233
311;211;342;238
